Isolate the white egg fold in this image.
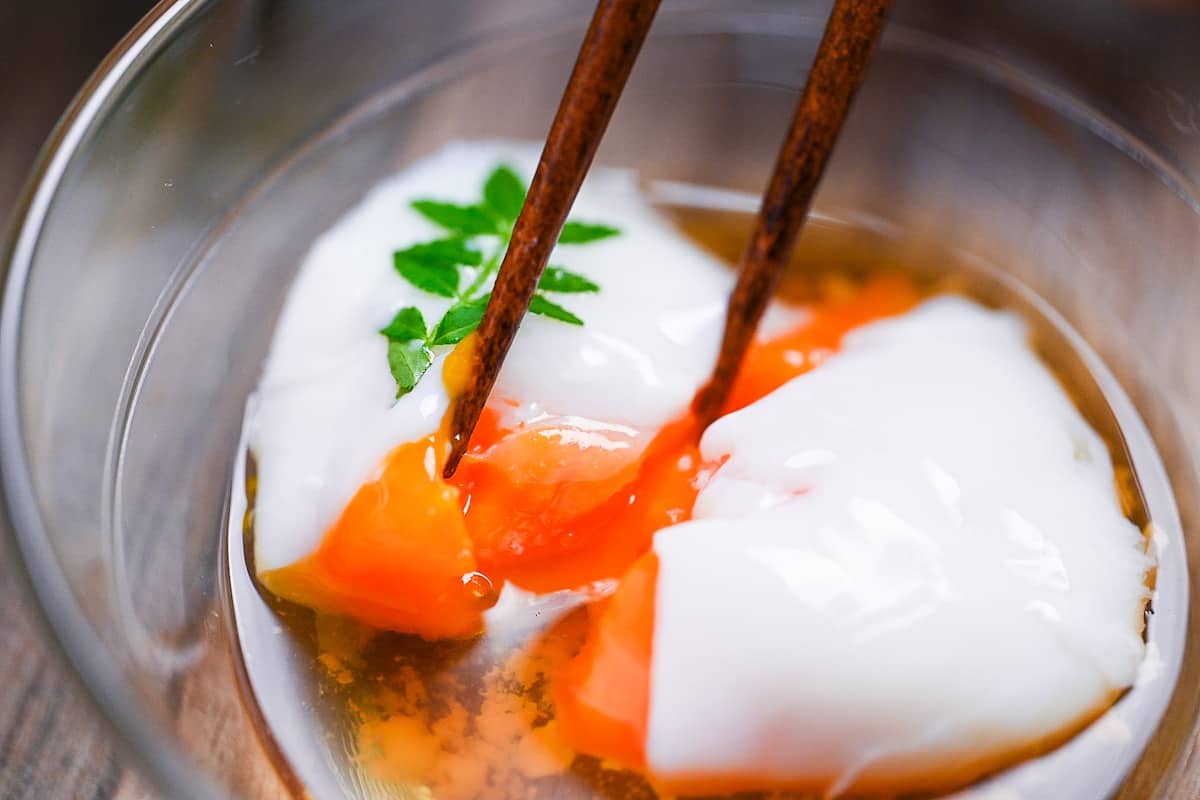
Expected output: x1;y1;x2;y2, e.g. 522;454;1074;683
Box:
646;298;1152;795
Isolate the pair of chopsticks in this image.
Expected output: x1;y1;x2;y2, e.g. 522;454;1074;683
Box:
444;0;891;478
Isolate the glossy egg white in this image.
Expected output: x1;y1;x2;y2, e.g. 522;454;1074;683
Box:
646;297;1153;794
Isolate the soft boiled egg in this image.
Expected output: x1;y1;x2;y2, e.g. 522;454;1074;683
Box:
247;138;1150;796
556;297;1153;796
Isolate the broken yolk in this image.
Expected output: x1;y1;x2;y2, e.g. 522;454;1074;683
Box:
262;274;917;644
258;435;489;640
453;415;702;594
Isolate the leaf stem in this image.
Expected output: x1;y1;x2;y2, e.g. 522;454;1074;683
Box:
460;239;505;302
384;164;615;397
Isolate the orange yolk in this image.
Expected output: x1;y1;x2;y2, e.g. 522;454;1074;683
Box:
452;415;702;594
263;274;918;650
258;435;487;640
554;552;658;769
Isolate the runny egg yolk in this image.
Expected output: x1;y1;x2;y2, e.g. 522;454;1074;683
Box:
454;413;702;594
260;275;917;642
454;273;918;599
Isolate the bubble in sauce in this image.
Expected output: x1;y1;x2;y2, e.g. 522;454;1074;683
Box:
461;571;499;609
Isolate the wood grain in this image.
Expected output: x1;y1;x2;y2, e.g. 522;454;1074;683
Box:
0;552;154;800
443;0;661;476
692;0;890;425
0;1;156;797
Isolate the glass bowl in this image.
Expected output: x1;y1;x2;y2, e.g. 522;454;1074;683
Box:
2;1;1199;798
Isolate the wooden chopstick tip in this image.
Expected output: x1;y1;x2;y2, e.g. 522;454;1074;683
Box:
687;0;891;428
441;0;661;477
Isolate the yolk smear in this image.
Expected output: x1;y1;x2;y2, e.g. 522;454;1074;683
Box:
725;272;919;414
554;552;658;770
453;417;703;594
260;435;487;640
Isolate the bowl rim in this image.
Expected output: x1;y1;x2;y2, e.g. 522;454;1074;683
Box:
0;0;220;797
0;2;1195;799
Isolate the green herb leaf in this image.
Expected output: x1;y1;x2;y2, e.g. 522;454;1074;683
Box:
559;221;620;244
411;200;499;235
381;163;614;394
387;339;433;397
394;261;459;298
482;165;527;222
393;250;465;298
395;238;483;269
538;266;599;294
379;306;427;340
392;239;481;298
529;293;584;326
430;300;487;346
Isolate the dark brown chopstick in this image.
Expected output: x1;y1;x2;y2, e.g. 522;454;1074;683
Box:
691;0;891;427
443;0;661;478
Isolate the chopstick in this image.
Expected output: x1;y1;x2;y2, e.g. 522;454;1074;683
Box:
691;0;891;427
443;0;661;478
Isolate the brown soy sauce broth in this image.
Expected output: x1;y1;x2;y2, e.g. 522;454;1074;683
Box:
229;464;652;800
226;206;1158;800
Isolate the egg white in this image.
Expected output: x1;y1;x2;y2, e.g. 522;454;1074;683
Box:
646;297;1153;793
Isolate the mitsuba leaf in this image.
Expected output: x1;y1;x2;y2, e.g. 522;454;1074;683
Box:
482;165;527;222
558;221;620;244
395;238;483;268
382;163;615;394
529;293;583;326
393;258;460;298
387;339;433;397
538;266;599;294
411;200;499;235
379;306;427;340
392;239;482;297
430;299;488;345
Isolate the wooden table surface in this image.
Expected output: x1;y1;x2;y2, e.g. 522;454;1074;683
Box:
1;2;157;797
0;555;154;799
